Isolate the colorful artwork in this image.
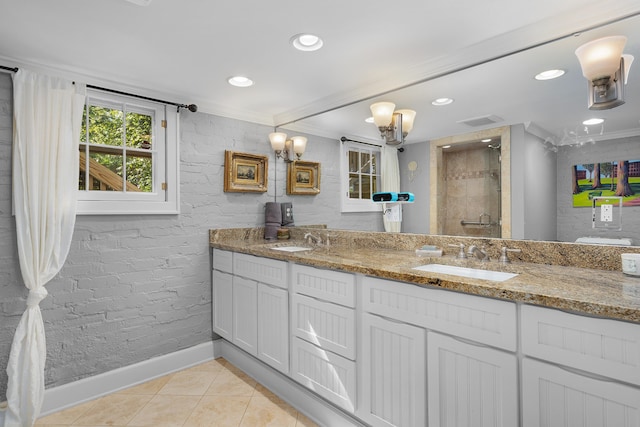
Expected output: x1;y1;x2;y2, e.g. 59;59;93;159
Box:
572;160;640;207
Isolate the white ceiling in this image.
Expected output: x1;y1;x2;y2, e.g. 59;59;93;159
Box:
0;0;639;145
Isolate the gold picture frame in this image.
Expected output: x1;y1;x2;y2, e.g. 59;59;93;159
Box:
224;150;268;193
287;160;320;195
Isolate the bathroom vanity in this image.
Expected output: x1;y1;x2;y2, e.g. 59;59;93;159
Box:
210;227;640;427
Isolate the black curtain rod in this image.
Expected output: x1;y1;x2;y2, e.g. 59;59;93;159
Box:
340;136;404;152
0;64;198;113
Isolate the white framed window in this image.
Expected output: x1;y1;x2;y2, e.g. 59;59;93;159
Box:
77;89;179;214
340;140;381;212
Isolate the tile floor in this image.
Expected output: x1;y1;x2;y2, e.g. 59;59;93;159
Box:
35;358;319;427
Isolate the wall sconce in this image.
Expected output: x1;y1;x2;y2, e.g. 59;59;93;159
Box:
269;132;307;162
369;102;416;145
575;35;635;110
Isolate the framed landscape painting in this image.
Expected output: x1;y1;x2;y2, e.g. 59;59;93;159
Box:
287;160;320;195
224;151;268;193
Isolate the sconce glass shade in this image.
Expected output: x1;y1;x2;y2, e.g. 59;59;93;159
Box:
575;35;627;81
395;109;416;135
370;102;396;127
269;132;287;151
291;136;307;155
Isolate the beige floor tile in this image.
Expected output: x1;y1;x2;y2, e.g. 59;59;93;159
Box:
206;370;257;396
157;370;217;396
183;358;227;375
239;395;298;427
127;395;201;426
295;412;320;427
117;374;174;395
253;384;289;407
72;393;152;426
35;400;97;425
183;395;250;427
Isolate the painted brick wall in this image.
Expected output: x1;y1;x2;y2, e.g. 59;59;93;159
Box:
0;72;382;400
556;135;640;243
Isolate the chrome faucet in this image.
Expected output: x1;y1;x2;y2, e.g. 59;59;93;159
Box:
467;245;490;261
304;233;321;245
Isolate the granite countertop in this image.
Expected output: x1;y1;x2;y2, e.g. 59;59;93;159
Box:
210;228;640;324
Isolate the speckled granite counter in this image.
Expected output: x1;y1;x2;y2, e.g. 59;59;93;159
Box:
210;227;640;324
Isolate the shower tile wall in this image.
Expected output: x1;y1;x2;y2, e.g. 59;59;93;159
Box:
442;145;501;238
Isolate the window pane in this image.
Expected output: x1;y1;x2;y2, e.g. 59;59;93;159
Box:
126;111;152;149
348;151;359;173
372;175;378;194
360;152;371;173
80;108;87;143
348;174;360;199
371;153;377;174
88;106;123;146
89;149;123;191
126;153;152;192
361;175;372;199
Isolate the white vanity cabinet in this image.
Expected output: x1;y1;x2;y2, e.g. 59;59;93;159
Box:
290;264;357;412
211;251;290;373
359;312;427;427
360;276;518;427
521;304;640;426
427;332;518;427
211;249;233;340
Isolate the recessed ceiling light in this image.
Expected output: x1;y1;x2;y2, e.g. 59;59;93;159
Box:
228;76;254;87
535;69;565;80
365;117;375;123
442;145;452;149
432;97;454;106
290;33;323;51
481;138;491;143
583;118;604;125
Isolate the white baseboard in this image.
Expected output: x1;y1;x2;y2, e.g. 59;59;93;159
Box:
220;340;367;427
40;340;221;416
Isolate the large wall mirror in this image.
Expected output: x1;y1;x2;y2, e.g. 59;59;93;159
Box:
284;13;640;244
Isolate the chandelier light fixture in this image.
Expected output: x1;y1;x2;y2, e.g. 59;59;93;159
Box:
575;35;635;110
369;102;416;145
269;132;307;162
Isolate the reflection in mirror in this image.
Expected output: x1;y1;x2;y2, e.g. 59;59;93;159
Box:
287;14;640;243
430;126;511;239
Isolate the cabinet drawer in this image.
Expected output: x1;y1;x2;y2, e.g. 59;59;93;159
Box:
291;337;356;413
292;294;356;360
291;264;355;307
521;304;640;385
212;248;233;273
233;253;288;289
363;276;517;351
522;358;640;427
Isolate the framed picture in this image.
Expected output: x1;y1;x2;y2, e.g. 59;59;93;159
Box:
224;150;268;193
287;160;320;195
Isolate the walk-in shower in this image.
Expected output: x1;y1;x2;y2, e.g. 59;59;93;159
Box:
429;126;511;239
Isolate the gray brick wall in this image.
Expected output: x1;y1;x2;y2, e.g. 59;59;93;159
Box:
557;136;640;243
0;72;382;401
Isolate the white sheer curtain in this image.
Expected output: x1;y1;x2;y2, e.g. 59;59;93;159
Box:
1;69;85;427
380;144;401;232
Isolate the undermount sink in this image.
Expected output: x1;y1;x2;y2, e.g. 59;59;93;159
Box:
269;246;314;252
412;264;518;282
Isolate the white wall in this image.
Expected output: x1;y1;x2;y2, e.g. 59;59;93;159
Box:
0;72;382;401
399;142;430;234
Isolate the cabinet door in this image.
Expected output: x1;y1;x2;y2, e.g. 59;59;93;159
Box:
359;313;426;427
212;269;233;340
257;283;289;374
523;358;640;427
232;276;257;356
427;331;518;427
